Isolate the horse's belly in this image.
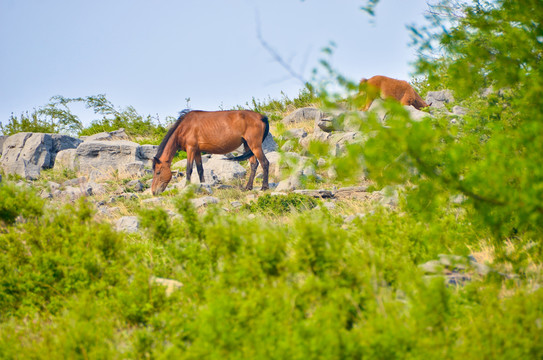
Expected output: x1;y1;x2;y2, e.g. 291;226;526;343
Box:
199;138;243;154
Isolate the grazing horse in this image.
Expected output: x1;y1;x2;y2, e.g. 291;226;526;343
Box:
151;109;270;195
359;75;428;111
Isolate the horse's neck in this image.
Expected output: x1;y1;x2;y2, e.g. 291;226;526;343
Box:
161;134;180;163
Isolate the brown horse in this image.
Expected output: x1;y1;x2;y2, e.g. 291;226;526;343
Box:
151;109;270;195
359;75;428;111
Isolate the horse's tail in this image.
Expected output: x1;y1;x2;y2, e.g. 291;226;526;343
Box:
230;115;269;161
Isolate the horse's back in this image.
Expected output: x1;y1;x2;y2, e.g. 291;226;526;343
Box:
180;110;266;153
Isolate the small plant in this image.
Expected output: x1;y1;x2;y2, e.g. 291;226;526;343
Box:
244;193;319;215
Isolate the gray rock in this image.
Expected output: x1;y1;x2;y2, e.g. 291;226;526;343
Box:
0;135;7;157
281;140;295;152
87;181;107;195
137;145;158;167
201;157;246;183
142;197;164;205
336;186;369;193
377;186;400;207
323;201;336;210
126;179;144;192
75;140;146;179
285;128;308;139
301;164;317;178
342;112;368;132
262;132;278;153
116;216;140;233
452;105;467;116
57;185;92;199
275;175;301;192
47;181;61;191
293;189;334;198
39;190;53;199
438;254;467;267
110;128;129;139
54;149;78;172
367;99;388;123
151;276;183;296
0;132;81;180
447;274;472;286
282;107;324;124
404;105;432;122
83;128;130;142
328;131;364;156
316;118;336;132
419;260;443;273
62;176;87;187
191;196;219;208
230;201;243;209
426;90;454;108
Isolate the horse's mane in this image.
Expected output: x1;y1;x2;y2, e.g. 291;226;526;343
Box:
154;109;191;167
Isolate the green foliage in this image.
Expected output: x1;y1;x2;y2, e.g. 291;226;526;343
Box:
242;83;320;121
1;1;542;357
1;94;168;141
73;94;170;142
0;111;60;136
0;197;127;317
244;193;319;214
314;0;543;240
0;181;541;358
0;183;44;225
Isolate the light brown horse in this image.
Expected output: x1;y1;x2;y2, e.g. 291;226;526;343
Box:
359;75;428;111
151;109;269;195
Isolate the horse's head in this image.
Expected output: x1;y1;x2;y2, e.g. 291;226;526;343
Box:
151;157;173;195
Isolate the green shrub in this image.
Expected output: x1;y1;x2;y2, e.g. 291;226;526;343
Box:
0;183;44;225
244;193;319;214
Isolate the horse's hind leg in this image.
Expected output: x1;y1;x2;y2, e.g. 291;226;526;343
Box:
194;151;205;183
251;147;269;191
245;154;259;190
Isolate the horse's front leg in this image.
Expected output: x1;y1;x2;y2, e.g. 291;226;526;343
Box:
186;148;195;183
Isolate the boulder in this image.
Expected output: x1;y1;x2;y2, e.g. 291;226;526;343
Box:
404;105;432;122
82;128;130;142
201;157;247;182
262;132;278;153
0;132;82;180
282;107;324;124
126;179;144;192
0;135;7;157
367;99;388;123
275;175;302;192
452;105;467;116
426;90;454;108
293;189;334;198
191;196;219;208
75;140;146;179
137;145;159;167
116;216;140;233
285;128;308;139
54;149;79;171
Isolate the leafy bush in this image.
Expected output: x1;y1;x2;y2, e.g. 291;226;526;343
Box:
0;183;44;225
0;111;59;136
244;193;319;214
241;83;320;121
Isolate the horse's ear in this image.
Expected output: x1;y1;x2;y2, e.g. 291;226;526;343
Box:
153;157;161;164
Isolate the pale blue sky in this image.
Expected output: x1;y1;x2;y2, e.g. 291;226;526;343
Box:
0;0;430;127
